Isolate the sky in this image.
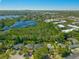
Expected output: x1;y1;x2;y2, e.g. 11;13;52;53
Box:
0;0;79;10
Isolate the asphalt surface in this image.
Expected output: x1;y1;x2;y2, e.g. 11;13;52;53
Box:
65;54;79;59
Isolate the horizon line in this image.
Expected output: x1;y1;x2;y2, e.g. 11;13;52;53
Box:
0;9;79;11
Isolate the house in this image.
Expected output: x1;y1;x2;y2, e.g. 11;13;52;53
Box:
67;24;79;29
44;19;59;23
68;16;76;19
13;44;24;50
58;24;65;28
62;28;75;33
68;38;79;45
25;44;33;49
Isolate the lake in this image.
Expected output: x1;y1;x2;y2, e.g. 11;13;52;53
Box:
3;20;37;31
0;15;19;20
0;16;37;31
10;20;37;28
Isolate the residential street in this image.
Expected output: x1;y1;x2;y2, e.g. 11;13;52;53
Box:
65;54;79;59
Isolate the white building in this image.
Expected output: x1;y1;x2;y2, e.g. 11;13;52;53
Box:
68;24;79;28
44;19;59;23
58;24;65;28
62;28;75;33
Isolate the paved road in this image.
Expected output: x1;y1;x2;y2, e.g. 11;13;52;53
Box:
65;54;79;59
9;54;24;59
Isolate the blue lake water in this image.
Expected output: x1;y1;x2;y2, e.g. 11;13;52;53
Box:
3;20;37;31
0;16;37;31
0;15;19;20
10;20;37;28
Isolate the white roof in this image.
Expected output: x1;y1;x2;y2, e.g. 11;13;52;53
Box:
44;19;53;22
62;28;75;33
58;24;65;28
47;44;52;48
44;19;59;22
68;25;79;28
60;20;66;23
